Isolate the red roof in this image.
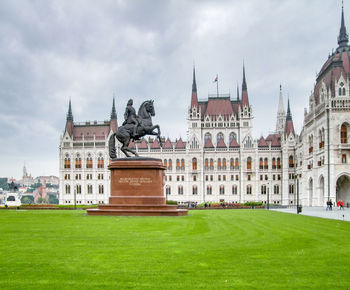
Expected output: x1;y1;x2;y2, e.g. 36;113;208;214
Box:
163;138;173;149
73;124;110;140
269;134;281;147
216;138;227;148
175;138;186;149
241;89;249;107
191;91;198;108
206;98;234;116
258;137;269;147
151;139;160;149
204;138;214;148
285;120;295;137
137;138;148;149
314;49;350;104
229;138;239;148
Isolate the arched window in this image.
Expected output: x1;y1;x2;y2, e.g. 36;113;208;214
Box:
261;185;267;194
341;123;348;144
274;185;279;194
339;87;342;96
219;185;225;195
343;87;346;95
192;185;198;195
247;157;252;170
99;184;104;194
210;159;214;170
230;158;234;170
247;185;252;194
87;184;93;194
222;158;227;170
206;185;212;195
264;158;268;169
192;158;197;170
217;132;224;143
272;158;276;169
168;159;172;170
232;185;237;195
229;132;237;143
181;159;185;170
205;158;209;170
76;184;81;194
97;156;104;168
75;157;82;169
277;158;281;169
86;155;93;169
65;184;70;194
64;158;71;169
235;158;239;169
289;184;294;194
178;185;183;195
217;158;221;170
309;135;313;153
163;159;167;168
166;185;171;195
204;133;212;143
176;159;180;170
259;158;263;170
289;156;294;168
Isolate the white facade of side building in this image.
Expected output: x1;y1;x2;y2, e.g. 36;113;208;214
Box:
59;121;114;205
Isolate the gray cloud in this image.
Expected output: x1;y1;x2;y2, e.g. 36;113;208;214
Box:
0;0;345;178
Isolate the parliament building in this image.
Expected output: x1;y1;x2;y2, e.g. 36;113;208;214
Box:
59;8;350;207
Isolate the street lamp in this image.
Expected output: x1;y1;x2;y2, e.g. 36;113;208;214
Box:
267;182;270;210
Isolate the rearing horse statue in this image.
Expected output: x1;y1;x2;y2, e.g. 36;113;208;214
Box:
109;100;162;158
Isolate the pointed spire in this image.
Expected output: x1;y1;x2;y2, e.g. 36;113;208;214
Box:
285;98;295;136
190;66;199;108
286;98;292;120
65;99;74;136
338;1;349;47
110;97;117;120
278;84;285;113
110;97;118;133
276;85;286;135
192;66;197;93
242;63;247;91
241;63;249;107
67;99;73;122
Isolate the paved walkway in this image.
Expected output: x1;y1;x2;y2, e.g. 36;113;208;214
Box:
271;206;350;222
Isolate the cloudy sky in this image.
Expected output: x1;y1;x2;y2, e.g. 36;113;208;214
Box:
0;0;345;179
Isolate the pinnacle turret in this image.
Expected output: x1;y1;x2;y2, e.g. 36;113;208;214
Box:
190;66;198;108
110;97;117;120
67;99;73;122
338;2;349;47
241;64;249;107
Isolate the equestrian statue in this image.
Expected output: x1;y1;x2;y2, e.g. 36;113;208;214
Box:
109;99;162;158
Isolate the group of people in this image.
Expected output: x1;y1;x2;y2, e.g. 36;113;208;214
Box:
326;199;345;210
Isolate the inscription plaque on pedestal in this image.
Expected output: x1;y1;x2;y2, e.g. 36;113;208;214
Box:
87;158;187;216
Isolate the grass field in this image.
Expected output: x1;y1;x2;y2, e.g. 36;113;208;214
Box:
0;209;349;289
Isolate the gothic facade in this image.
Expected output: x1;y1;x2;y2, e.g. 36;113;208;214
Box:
59;7;350;207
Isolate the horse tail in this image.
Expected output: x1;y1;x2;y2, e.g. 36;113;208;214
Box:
108;133;116;159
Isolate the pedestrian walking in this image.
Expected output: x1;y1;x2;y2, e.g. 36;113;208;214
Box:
340;200;344;210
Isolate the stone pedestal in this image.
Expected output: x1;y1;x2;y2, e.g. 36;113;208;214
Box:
87;158;187;216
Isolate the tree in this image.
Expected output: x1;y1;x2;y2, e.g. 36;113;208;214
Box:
21;196;34;204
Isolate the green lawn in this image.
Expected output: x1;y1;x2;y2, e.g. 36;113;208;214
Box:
0;210;349;289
